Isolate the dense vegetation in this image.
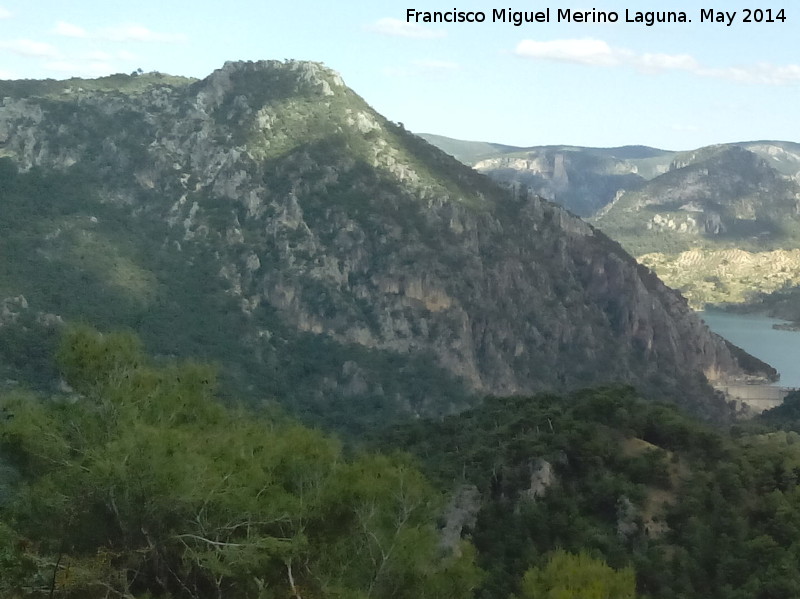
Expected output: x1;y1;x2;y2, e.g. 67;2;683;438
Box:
6;327;800;598
0;157;475;435
0;71;194;99
5;65;800;599
725;285;800;328
0;327;481;598
379;387;800;599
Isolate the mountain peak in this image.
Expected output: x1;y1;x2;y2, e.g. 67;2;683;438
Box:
196;59;346;112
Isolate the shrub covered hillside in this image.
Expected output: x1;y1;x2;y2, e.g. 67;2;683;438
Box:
6;328;800;598
379;387;800;599
0;327;481;598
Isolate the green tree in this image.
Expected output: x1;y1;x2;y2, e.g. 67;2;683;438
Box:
521;550;636;599
0;326;481;598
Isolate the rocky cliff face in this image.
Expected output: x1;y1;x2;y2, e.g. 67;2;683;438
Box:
0;61;774;426
472;150;655;217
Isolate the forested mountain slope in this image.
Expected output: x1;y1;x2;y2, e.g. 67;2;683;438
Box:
379;386;800;599
0;61;773;427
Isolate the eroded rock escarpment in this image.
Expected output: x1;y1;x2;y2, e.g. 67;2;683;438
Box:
0;60;774;425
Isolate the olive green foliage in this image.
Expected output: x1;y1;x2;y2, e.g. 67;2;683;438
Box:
757;391;800;430
521;550;636;599
380;386;800;599
728;285;800;326
0;327;481;598
0;72;194;99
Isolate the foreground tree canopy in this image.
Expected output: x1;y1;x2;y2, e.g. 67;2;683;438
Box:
9;326;800;599
0;326;481;598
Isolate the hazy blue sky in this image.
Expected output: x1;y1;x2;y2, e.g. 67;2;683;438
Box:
1;1;797;149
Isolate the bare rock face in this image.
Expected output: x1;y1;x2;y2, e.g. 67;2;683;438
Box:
0;60;776;426
472;148;656;217
616;495;639;540
524;458;556;500
439;485;481;556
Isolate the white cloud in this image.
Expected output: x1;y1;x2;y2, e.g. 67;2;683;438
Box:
366;18;446;39
515;39;697;72
0;6;11;19
516;39;619;67
0;39;60;58
635;52;699;73
74;50;138;64
413;59;459;70
515;38;800;85
53;21;87;37
81;49;140;63
0;69;18;79
98;24;187;43
53;21;184;45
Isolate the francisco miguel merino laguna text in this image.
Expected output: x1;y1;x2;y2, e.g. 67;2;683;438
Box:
405;8;788;26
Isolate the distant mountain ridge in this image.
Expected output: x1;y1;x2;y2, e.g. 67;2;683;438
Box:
419;133;677;216
417;133;672;165
423;133;800;307
0;61;775;428
421;133;800;219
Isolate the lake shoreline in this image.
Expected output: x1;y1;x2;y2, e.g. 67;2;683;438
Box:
699;308;800;388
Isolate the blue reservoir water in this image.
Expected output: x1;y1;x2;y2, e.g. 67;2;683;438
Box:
699;309;800;388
